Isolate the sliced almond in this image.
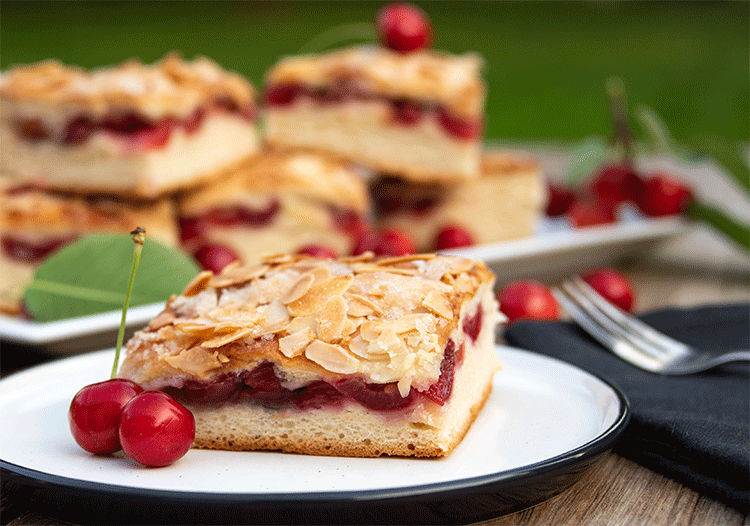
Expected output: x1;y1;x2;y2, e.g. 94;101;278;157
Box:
317;295;347;342
280;273;314;304
351;263;419;276
422;290;454;320
209;264;269;289
305;266;332;286
148;310;175;330
182;271;213;297
286;274;353;316
345;293;382;316
375;254;435;266
305;339;359;374
163;346;223;376
279;326;315;358
202;327;255;348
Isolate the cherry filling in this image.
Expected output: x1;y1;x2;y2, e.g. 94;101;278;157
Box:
370;177;443;217
163;304;483;411
1;234;77;263
461;303;483;344
15;97;256;149
264;82;482;140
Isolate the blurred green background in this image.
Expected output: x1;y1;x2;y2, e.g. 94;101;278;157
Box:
2;1;747;146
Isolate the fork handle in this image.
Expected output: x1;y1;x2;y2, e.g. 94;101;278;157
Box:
710;350;750;367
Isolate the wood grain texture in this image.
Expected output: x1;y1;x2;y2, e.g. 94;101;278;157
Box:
479;453;745;526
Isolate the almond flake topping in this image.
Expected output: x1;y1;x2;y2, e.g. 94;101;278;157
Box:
305;340;359;374
280;273;315;304
279;326;315;358
148;311;175;330
182;271;213;297
163;346;223;377
201;327;256;348
208;263;269;289
316;295;347;342
422;290;454;320
286;274;353;317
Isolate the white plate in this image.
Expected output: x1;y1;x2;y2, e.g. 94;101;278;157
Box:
0;216;685;354
0;345;629;524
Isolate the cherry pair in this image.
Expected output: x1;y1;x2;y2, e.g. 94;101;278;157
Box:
69;379;194;467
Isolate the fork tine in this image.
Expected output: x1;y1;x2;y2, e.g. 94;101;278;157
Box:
569;277;692;357
552;287;665;372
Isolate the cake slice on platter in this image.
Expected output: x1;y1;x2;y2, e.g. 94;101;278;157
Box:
263;45;485;183
0;53;260;199
372;151;546;252
119;252;503;457
0;181;179;316
178;149;372;272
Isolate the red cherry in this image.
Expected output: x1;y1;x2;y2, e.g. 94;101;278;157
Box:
391;99;424;125
436;108;483;140
378;229;416;256
68;379;144;455
568;199;615;228
545;183;575;217
581;268;635;312
133;120;173;150
352;231;382;255
638;173;694;217
498;280;559;323
62;117;95;145
182;108;205;135
297;244;338;259
194;243;240;273
17;118;49;142
589;164;645;213
376;2;432;53
264;83;305;106
118;391;195;467
434;225;475;250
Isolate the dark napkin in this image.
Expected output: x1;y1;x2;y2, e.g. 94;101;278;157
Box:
503;303;749;511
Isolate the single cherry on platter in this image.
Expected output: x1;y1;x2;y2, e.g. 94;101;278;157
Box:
194;243;240;274
376;3;432;53
297;244;338;259
638;173;694;217
581;268;635;313
119;391;196;468
434;225;474;250
69;379;144;454
498;280;559;323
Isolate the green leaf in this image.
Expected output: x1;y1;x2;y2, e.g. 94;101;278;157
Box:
565;135;610;185
24;233;200;322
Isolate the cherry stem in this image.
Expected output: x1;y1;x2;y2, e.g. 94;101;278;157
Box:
606;76;634;165
111;228;146;379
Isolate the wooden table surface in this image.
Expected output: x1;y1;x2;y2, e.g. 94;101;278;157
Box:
1;258;748;525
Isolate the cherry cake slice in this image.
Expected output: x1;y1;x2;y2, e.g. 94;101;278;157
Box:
178;150;372;272
118;252;504;458
0;53;260;199
0;181;180;316
263;45;486;184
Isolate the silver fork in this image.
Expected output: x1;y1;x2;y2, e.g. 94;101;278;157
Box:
552;277;750;375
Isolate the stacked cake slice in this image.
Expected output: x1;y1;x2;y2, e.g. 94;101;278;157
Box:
264;45;485;184
0;53;260;199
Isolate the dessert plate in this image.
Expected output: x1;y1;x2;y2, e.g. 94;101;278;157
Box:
0;345;629;525
0;216;686;354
